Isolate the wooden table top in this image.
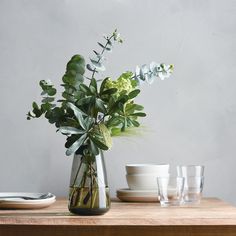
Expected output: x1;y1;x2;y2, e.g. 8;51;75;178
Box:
0;197;236;226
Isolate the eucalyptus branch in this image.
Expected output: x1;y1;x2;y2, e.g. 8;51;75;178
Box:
132;63;174;84
86;29;123;80
90;34;114;79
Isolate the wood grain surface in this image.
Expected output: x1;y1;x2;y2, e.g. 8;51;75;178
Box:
0;198;236;236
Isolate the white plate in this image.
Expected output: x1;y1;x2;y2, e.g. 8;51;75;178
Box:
116;188;159;202
0;192;56;209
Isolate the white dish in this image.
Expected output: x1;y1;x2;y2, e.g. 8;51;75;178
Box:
126;173;169;190
117;188;159;202
0;192;56;209
126;164;169;175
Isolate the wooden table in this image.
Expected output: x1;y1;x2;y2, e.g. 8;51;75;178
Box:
0;198;236;236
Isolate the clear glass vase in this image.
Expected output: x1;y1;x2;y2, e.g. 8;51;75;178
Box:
68;149;110;215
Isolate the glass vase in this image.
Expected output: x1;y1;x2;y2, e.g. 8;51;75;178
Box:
68;149;110;215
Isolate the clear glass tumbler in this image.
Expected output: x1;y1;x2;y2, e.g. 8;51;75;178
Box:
177;165;204;204
182;176;204;204
157;176;185;207
177;165;204;177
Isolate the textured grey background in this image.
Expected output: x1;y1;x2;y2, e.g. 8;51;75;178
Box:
0;0;236;204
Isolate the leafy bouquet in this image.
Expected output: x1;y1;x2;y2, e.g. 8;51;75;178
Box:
27;29;173;215
27;29;173;158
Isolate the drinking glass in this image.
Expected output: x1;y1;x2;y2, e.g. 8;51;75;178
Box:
177;165;204;177
157;176;185;207
177;165;204;204
182;176;204;204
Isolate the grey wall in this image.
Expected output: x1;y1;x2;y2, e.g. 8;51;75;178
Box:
0;0;236;204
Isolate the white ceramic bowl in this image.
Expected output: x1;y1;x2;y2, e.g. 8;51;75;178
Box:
126;164;169;175
126;173;169;190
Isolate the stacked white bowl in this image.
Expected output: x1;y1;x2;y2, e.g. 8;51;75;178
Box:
126;164;170;190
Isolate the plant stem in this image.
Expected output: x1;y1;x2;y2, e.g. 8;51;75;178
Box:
92;187;97;208
69;155;84;206
72;156;84;187
90;163;93;208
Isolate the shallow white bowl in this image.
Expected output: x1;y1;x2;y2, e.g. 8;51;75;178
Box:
126;164;169;175
126;173;169;190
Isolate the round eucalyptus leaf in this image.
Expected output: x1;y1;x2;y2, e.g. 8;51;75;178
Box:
42;97;54;103
86;64;96;72
90;59;106;71
70;54;85;66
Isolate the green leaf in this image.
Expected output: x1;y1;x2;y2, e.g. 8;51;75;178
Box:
89;139;99;156
131;79;138;88
100;77;110;93
65;135;79;148
67;62;85;75
39;80;47;90
61;117;78;127
47;88;57;96
83;117;94;131
67;103;87;130
42;97;54;103
125;103;144;114
101;88;117;95
62;92;75;102
67;55;85;73
118;94;129;104
128;89;140;99
89;134;109;150
129;119;140;127
90;78;97;92
97;42;112;51
39;80;57;97
66;133;87;156
90;59;105;71
31;102;43;117
108;95;129;115
130;112;146;117
74;90;85;100
79;84;91;95
117;71;133;80
95;98;107;113
89;86;96;94
108;94;129;115
70;54;85;66
45;107;65;125
86;64;97;72
60;83;76;91
41;103;52;112
32;108;42;118
61;55;85;97
59;127;85;135
74;74;84;83
107;116;123;127
76;96;93;106
93;50;99;55
121;117;127;132
111;127;121;136
32;102;39;110
98;42;105;48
